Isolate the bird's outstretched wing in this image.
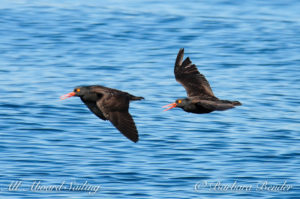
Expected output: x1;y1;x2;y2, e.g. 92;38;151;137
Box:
174;48;215;97
81;99;107;121
94;92;139;143
107;111;139;143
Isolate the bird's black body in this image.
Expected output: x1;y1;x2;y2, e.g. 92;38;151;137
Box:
63;85;143;143
164;48;241;113
176;98;213;114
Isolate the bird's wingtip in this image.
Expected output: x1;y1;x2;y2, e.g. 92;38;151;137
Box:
130;136;139;143
175;48;185;66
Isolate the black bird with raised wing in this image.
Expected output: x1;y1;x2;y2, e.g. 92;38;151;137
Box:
163;48;241;113
61;85;144;143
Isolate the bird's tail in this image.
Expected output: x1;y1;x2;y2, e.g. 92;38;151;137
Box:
130;95;144;101
232;101;242;106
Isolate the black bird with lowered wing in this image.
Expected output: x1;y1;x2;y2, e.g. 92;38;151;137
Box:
61;85;144;143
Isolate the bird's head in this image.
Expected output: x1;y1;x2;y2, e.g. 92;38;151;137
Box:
163;98;189;111
60;86;89;100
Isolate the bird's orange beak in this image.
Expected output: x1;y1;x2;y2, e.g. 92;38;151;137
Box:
162;102;177;111
60;92;76;100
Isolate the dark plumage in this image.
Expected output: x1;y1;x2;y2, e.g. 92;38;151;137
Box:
61;85;144;143
163;48;241;113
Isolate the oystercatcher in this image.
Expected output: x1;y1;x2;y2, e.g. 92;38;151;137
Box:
163;48;241;113
61;85;144;142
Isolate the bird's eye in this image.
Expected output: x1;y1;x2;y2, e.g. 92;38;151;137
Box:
75;88;81;92
178;100;182;104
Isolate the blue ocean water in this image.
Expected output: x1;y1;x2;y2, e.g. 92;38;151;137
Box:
0;0;300;198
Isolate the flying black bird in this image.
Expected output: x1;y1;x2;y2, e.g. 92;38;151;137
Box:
61;85;144;143
163;48;241;113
